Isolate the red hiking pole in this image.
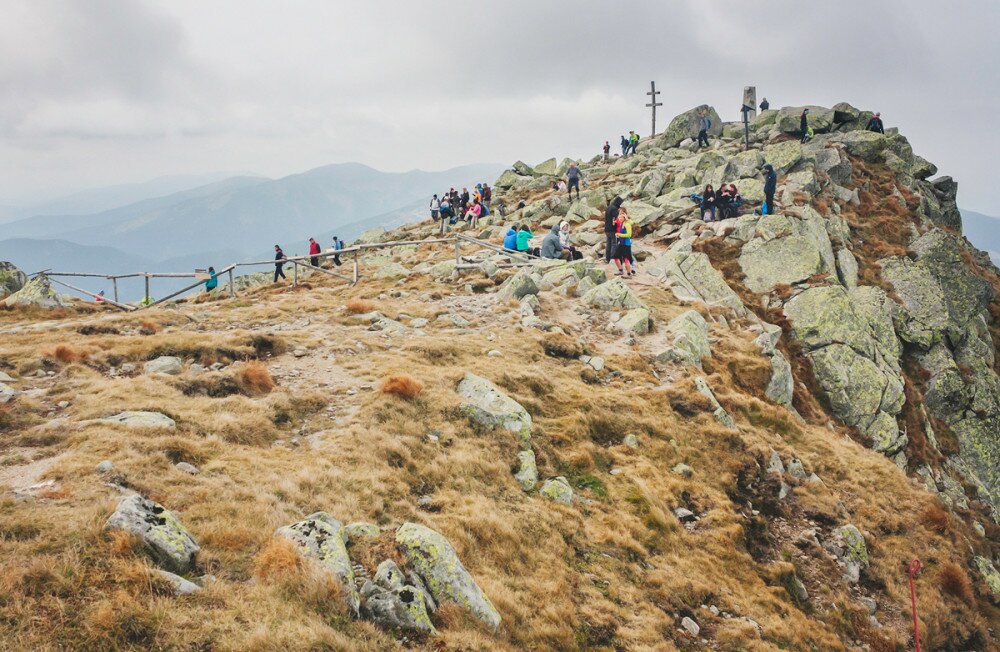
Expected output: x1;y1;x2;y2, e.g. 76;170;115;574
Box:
909;558;922;651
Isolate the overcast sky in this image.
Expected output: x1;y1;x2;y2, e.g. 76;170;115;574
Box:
2;0;999;212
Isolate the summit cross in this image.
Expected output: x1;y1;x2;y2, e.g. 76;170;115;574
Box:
646;81;663;138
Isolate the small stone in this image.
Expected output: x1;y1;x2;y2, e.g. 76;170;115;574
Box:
674;507;696;522
293;348;308;358
973;522;986;537
174;462;199;475
95;460;114;473
786;458;807;480
487;350;502;357
539;476;574;505
144;356;182;375
57;400;70;409
859;597;877;615
588;356;605;371
152;569;201;596
672;463;693;478
709;605;720;616
623;433;639;449
345;522;380;543
681;616;700;636
417;495;434;508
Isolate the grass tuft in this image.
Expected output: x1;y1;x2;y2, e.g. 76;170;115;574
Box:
235;362;276;396
379;374;424;400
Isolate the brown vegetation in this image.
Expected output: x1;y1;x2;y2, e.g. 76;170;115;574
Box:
235;362;276;396
939;562;975;605
345;298;375;314
379;374;424;400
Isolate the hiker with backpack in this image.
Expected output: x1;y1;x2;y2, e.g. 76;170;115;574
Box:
613;208;635;277
332;236;344;266
763;164;777;215
697;111;712;148
274;245;287;282
629;131;640;155
620;135;629;157
309;237;321;268
867;112;885;134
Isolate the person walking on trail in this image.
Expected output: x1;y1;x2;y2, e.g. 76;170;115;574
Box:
430;194;441;220
604;195;624;263
567;163;583;200
762;164;777;215
629;130;640;155
613;207;635;277
274;245;287;282
866;112;885;134
696;111;712;148
620;134;629;157
603;140;611;161
309;238;321;268
204;266;218;292
759;97;769;111
516;224;535;256
332;236;344;266
540;223;564;259
700;184;717;222
799;108;812;143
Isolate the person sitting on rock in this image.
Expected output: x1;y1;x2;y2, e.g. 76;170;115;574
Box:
727;183;743;215
465;200;483;228
760;97;770;111
613;208;635;277
516;224;535;256
558;221;582;260
503;225;519;252
866;112;885;134
700;184;717;222
716;186;734;219
540;223;564;259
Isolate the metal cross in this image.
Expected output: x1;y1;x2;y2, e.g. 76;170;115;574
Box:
646;81;663;138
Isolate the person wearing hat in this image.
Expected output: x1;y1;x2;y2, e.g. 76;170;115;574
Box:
866;112;885;134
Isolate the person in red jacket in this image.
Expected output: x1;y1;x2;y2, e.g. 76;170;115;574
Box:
308;237;321;268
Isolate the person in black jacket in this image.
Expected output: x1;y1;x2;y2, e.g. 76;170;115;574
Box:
604;196;623;262
273;245;287;282
866;112;885;134
700;185;717;222
759;97;769;111
763;164;777;215
799;108;810;143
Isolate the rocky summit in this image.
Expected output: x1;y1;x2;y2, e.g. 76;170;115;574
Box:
0;103;998;650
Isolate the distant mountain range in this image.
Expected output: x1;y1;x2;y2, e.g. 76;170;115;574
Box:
0;162;503;300
960;210;1000;266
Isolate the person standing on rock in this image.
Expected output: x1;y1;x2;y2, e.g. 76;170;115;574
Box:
760;97;769;111
483;184;492;211
866;112;885;134
603;141;611;161
696;111;711;149
309;238;321;268
799;108;811;143
629;131;640;155
604;196;624;263
204;266;218;293
763;164;777;215
430;194;441;221
620;135;629;157
460;187;470;215
566;163;583;200
613;207;635;277
273;245;287;282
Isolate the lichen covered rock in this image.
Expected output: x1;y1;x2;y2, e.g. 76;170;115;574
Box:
395;522;500;631
457;372;532;445
104;495;199;574
276;512;360;616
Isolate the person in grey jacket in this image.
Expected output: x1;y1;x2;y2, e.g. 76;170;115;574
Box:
696;111;711;148
540;224;564;259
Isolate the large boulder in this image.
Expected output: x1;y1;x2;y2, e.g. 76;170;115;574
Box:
104;495;199;574
650;247;746;315
739;235;824;293
533;157;558;176
276;512;360;616
457;372;532;444
88;411;177;428
582;278;645;311
361;560;436;635
0;262;27;297
776;106;836;134
622;201;664;228
497;268;539;301
1;275;65;309
762;140;803;175
373;262;409;280
613;308;652;335
395;523;501;631
656;310;711;367
831;130;888;163
661;105;723;148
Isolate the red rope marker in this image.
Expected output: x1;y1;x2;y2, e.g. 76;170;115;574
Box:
909;558;923;652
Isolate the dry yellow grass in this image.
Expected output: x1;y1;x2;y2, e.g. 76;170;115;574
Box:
235;362;276;396
0;234;996;650
378;374;424;400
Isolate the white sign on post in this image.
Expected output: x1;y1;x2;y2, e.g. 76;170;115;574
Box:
743;86;757;118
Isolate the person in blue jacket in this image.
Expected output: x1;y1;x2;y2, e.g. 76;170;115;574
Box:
503;225;519;252
516;225;535;256
204;266;218;292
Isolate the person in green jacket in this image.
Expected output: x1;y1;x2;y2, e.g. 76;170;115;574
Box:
515;225;535;256
204;266;218;293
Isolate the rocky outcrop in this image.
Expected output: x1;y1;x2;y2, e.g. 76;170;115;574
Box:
660;105;722;148
1;274;65;308
457;372;532;445
656;310;711;367
395;522;501;631
582;278;645;311
104;495;199;574
0;262;27;297
276;512;360;616
651;245;746;316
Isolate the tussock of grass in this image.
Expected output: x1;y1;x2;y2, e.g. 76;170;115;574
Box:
939;562;975;605
235;362;276;396
345;298;375;314
378;374;424;400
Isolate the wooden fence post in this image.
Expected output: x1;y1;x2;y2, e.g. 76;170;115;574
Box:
112;278;119;303
292;261;298;286
144;275;150;302
228;269;236;298
352;250;359;285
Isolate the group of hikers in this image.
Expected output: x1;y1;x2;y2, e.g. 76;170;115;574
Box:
429;183;495;229
271;236;345;283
